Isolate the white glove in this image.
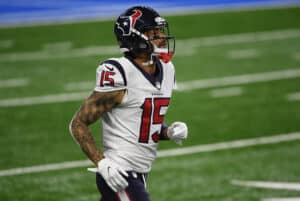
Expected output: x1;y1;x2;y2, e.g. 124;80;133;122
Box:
88;158;128;192
167;121;188;145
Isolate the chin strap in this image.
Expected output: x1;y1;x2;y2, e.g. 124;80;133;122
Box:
158;52;174;63
153;45;174;63
142;59;154;66
142;51;174;66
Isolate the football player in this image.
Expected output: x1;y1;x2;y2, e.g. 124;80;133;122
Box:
69;6;188;201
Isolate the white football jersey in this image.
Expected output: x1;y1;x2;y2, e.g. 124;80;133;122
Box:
94;56;176;173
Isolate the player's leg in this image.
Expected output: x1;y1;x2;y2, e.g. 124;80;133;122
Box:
124;172;151;201
96;173;119;201
96;172;151;201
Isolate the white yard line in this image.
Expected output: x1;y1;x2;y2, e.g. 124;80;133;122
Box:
227;48;259;59
0;92;89;107
210;87;243;98
262;198;300;201
0;45;119;62
0;28;300;62
287;92;300;101
0;78;29;88
176;28;300;56
1;68;300;107
190;28;300;46
157;132;300;158
0;40;14;48
232;180;300;191
64;81;93;91
177;68;300;91
0;160;92;177
67;68;300;92
0;131;300;177
43;41;72;52
293;52;300;60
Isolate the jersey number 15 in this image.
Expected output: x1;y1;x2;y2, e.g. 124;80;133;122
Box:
139;97;170;143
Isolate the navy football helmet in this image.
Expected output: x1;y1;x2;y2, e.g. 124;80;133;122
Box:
114;6;175;63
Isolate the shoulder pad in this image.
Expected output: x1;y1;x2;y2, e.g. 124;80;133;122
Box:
94;59;127;92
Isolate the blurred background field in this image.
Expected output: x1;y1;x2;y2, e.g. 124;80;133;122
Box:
1;1;300;201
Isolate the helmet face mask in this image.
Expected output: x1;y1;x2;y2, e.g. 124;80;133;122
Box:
146;25;175;63
114;6;175;63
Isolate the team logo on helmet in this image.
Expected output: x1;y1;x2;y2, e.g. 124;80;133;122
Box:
130;9;142;29
116;9;142;36
116;17;131;36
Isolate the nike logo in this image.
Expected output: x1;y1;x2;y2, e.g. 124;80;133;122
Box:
105;66;114;71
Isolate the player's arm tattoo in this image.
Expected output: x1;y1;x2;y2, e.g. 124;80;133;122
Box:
69;90;125;165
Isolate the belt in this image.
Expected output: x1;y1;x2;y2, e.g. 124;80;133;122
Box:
129;171;148;188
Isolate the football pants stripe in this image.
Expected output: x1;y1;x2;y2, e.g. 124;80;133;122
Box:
117;190;131;201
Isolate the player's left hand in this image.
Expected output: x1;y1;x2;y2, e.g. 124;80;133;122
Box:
88;158;128;192
167;121;188;145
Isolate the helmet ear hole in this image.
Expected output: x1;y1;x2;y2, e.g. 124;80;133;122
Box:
132;38;152;54
138;42;147;49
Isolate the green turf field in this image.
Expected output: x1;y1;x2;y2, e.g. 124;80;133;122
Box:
1;6;300;201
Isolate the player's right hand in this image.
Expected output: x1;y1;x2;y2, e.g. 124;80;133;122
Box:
96;158;129;192
167;121;188;145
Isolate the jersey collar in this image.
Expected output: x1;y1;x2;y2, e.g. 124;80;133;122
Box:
125;55;163;90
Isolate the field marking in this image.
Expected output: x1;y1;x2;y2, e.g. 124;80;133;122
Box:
210;87;243;98
177;68;300;91
293;52;300;60
232;180;300;191
0;160;92;177
0;45;118;62
178;69;300;91
0;28;300;62
176;28;300;56
43;41;72;52
262;198;300;201
227;48;259;59
0;40;13;48
64;81;93;91
287;92;300;101
0;131;300;177
0;92;89;107
1;68;300;107
66;68;300;92
0;78;29;88
157;132;300;157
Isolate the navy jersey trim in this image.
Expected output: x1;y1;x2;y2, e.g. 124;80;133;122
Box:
125;55;163;89
102;60;127;86
159;122;169;140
